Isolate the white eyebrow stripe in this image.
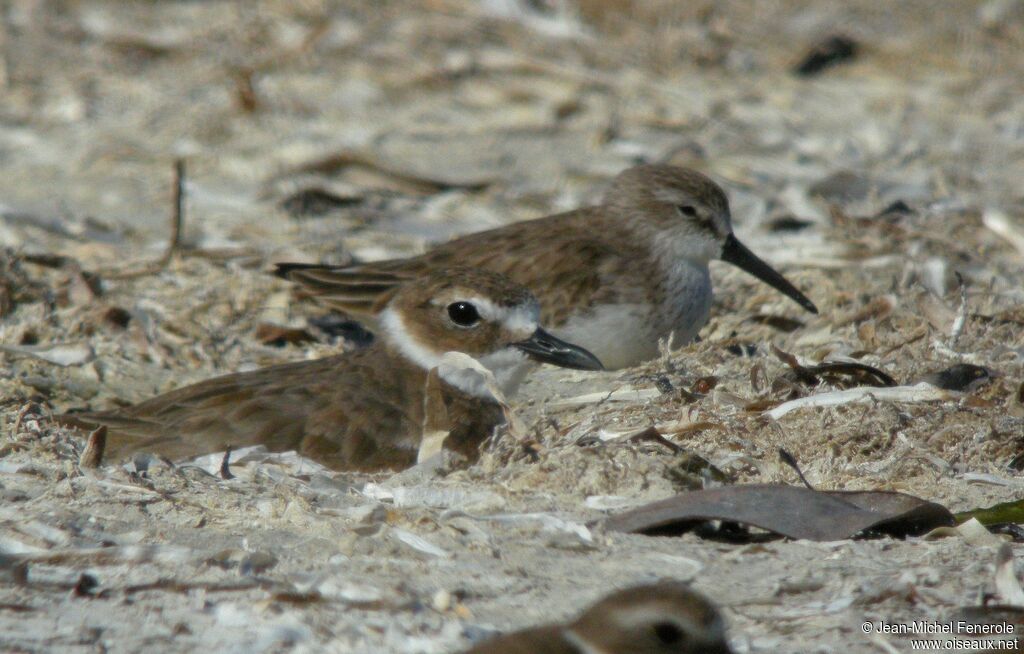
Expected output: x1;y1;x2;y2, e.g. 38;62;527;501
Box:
561;628;607;654
613;606;685;630
607;606;722;642
462;296;538;334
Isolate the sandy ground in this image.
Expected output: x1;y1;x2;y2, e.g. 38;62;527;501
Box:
1;1;1024;652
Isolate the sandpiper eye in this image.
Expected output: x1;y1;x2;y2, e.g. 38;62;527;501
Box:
677;205;698;217
447;301;480;327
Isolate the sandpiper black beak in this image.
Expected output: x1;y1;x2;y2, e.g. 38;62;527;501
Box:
720;233;818;314
514;327;604;371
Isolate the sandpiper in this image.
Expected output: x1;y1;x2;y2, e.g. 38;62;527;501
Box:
58;268;602;471
465;581;733;653
276;164;817;370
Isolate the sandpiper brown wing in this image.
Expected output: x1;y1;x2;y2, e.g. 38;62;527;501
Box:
274;207;645;328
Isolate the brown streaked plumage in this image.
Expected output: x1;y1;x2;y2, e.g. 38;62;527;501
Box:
57;268;602;471
276;164;818;370
465;581;733;654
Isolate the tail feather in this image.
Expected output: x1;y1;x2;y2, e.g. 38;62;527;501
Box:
273;262;337;279
274;263;403;283
317;298;382;315
304;282;399;297
55;412;172;462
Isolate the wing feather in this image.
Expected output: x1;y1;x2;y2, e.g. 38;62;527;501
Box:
273;208;645;325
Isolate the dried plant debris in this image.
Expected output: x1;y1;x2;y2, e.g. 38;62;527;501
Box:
793;34;860;76
0;250;51;316
254;322;317;347
778;448;814;490
771;344;897;388
938;546;1024;650
0;1;1022;652
748;313;806;332
945;606;1024;651
279;150;493;196
763;382;959;420
767;216;815;233
600;484;955;541
77;426;107;469
994;543;1024;606
920;363;994;392
957;499;1024;527
218;446;235;480
418;368;452;464
305;314;376;348
0;342;95;367
280;187;364;218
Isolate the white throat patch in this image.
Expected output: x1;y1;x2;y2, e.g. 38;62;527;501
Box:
440;347;535;398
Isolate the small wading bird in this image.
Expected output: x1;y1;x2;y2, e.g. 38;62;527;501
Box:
465;581;733;653
58;268;602;471
276;164;817;370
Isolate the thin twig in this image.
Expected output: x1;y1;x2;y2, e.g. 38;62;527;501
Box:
949;271;969;347
102;159;187;279
163;158;185;263
12;402;42;434
219;445;235;480
627;426;685;453
78;425;107;469
778;448;815;490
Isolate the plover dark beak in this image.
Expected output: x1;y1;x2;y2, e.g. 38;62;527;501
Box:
514;327;605;371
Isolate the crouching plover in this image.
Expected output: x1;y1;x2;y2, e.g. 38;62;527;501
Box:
276;164;817;370
465;581;733;653
57;268;602;471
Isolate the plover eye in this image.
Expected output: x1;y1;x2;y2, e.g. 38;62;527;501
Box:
677;205;698;217
653;621;685;645
447;301;480;327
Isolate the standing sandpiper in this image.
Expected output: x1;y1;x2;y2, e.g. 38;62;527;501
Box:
276;164;817;370
58;268;602;471
465;581;733;653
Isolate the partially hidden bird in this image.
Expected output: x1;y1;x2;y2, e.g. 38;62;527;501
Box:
465;581;733;654
58;268;602;471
